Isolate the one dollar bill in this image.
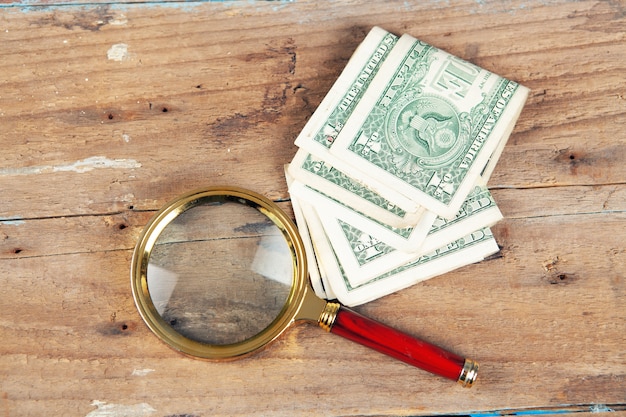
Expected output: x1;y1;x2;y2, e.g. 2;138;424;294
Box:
300;180;501;286
298;200;500;307
291;27;423;216
329;34;529;218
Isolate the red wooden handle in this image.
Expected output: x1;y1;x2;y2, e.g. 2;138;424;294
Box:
329;306;477;385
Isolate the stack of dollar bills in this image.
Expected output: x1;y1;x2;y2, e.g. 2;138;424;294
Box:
286;27;529;306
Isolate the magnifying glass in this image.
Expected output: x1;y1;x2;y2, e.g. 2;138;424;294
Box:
131;187;479;387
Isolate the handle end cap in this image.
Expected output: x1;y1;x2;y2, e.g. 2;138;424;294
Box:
458;359;479;388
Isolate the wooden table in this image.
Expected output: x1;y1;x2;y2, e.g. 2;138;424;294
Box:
1;0;624;416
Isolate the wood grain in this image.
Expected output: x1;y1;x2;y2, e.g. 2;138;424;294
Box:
1;0;625;416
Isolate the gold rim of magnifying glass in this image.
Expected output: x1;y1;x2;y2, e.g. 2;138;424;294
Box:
130;186;308;360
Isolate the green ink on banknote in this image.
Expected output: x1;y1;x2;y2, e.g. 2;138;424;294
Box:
314;33;398;148
338;220;395;266
342;38;521;207
343;228;495;292
301;153;407;217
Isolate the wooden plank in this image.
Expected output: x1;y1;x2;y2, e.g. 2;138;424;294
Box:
1;186;623;260
1;210;625;415
0;0;624;415
0;0;623;220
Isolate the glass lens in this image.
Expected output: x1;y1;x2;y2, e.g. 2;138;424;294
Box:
146;198;294;346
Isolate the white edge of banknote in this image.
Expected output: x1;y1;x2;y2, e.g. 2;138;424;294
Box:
288;150;424;228
294;27;392;149
292;143;420;215
316;213;422;285
288;187;328;299
416;183;503;256
299;201;338;300
315;183;503;287
289;179;437;252
329;34;529;219
294;26;392;152
291;27;422;214
480;85;529;182
326;228;500;307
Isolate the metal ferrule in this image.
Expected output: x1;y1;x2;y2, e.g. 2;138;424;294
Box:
318;302;340;332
